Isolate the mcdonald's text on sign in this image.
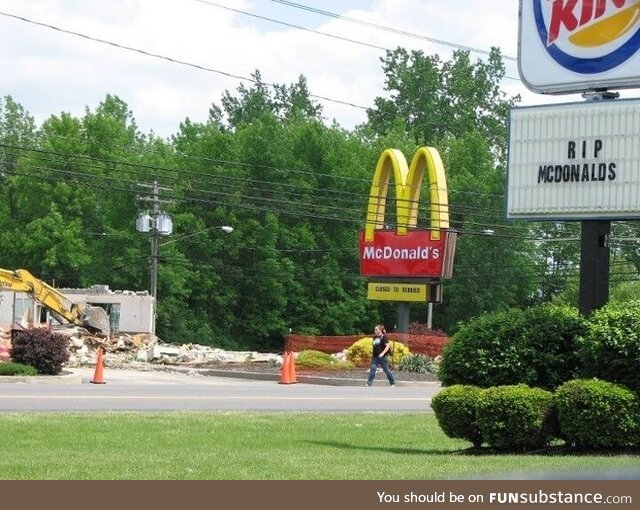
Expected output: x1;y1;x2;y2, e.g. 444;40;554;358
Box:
359;229;447;278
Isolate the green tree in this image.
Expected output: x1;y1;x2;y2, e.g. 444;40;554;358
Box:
0;95;37;178
219;71;322;129
366;48;518;158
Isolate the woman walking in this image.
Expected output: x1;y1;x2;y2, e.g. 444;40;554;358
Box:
365;324;395;387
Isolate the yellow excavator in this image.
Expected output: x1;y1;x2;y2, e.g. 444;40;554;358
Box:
0;268;110;335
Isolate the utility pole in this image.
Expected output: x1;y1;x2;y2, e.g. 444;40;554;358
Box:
149;181;159;308
136;180;172;335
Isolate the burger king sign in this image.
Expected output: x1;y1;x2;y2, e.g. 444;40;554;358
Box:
519;0;640;93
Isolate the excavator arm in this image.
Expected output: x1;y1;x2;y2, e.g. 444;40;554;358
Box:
0;268;110;335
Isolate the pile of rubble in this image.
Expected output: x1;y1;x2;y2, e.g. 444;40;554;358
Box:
0;326;282;367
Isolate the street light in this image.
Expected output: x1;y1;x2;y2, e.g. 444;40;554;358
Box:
158;225;234;246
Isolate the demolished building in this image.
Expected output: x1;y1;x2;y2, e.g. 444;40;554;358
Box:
0;284;154;334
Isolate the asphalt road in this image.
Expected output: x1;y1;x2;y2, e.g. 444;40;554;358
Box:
0;368;441;412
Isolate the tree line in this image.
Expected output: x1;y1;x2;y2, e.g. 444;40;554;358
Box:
2;48;638;350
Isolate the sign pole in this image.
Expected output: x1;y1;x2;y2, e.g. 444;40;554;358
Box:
579;220;610;316
396;302;410;334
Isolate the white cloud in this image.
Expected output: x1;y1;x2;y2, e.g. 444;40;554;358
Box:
1;0;630;137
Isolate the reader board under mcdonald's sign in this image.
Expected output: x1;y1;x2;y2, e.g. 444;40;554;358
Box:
367;282;442;302
359;147;456;279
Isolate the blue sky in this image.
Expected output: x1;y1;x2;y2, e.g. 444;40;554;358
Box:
0;0;616;137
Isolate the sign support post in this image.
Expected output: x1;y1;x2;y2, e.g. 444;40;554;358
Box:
396;302;410;334
579;220;610;316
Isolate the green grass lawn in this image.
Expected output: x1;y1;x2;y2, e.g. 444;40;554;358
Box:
0;412;637;479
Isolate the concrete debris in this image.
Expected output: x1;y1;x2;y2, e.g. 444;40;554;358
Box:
0;326;282;367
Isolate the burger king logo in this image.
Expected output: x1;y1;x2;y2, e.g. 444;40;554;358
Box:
533;0;640;73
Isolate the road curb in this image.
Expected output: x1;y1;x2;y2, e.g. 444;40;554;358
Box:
0;370;82;384
1;363;441;387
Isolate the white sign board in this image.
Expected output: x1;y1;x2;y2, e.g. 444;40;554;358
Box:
519;0;640;94
507;99;640;220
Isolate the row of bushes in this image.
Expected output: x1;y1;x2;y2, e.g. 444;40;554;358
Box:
295;334;440;373
431;379;640;451
0;361;37;376
295;347;438;375
439;301;640;392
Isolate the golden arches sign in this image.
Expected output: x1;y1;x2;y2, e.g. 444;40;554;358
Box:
359;147;455;281
364;147;449;242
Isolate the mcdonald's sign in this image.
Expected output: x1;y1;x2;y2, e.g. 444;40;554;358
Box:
359;147;456;278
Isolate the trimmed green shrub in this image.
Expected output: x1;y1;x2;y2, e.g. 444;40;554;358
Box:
0;361;37;376
439;304;588;390
387;340;410;367
397;354;438;375
346;337;410;367
431;385;484;448
578;301;640;393
345;337;372;367
477;384;557;451
11;328;70;375
295;350;354;370
555;379;640;449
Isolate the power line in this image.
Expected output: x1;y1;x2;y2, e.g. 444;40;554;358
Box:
269;0;519;62
196;0;521;81
3;142;574;238
10;139;611;243
1;141;512;217
4;160;490;233
4;163;614;249
195;0;389;52
3;136;510;204
5;155;525;236
7;165;634;285
41;132;511;199
0;9;368;111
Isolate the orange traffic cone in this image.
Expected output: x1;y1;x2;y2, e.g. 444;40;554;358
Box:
279;351;293;384
90;346;106;384
288;351;298;384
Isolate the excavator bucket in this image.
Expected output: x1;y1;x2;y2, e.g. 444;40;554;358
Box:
82;306;111;336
